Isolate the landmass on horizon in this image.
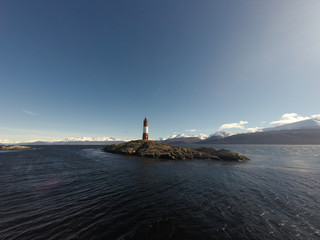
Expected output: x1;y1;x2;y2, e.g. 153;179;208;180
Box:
0;145;32;150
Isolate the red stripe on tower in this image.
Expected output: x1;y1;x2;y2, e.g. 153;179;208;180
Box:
143;117;149;140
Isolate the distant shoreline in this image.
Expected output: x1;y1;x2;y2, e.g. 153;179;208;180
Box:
0;145;32;150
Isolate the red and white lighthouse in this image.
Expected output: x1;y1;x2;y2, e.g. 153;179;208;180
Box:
143;117;149;140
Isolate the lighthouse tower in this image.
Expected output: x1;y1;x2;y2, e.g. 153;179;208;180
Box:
143;117;149;140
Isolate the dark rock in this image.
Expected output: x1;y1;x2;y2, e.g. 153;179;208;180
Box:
103;140;249;161
195;147;250;161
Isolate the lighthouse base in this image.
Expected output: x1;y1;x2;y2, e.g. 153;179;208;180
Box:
143;133;149;140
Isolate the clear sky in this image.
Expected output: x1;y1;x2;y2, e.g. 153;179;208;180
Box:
1;0;320;142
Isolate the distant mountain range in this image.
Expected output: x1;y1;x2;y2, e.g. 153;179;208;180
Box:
0;137;128;146
159;131;236;144
263;118;320;131
2;118;320;146
158;133;208;144
160;118;320;145
199;118;320;145
200;131;238;143
200;129;320;144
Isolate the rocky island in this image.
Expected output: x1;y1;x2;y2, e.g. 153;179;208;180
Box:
0;145;32;150
103;140;249;161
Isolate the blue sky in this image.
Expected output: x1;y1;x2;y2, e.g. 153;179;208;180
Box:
1;0;320;142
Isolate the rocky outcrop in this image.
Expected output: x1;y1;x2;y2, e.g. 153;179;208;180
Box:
195;147;250;161
0;145;32;150
103;140;249;161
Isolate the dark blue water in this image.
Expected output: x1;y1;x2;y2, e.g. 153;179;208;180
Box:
0;145;319;240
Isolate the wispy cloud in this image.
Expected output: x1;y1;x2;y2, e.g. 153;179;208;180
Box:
311;114;320;120
235;113;320;133
270;113;310;126
246;127;262;132
186;129;197;132
0;139;14;144
219;121;248;130
23;110;38;116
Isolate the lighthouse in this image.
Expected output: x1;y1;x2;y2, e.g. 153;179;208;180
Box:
143;117;149;140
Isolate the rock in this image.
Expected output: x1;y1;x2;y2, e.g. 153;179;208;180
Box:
195;147;250;161
103;140;249;161
0;145;32;150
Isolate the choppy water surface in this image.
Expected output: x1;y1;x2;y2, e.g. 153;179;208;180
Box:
0;145;320;239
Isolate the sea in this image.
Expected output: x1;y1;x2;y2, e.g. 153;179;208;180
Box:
0;144;319;240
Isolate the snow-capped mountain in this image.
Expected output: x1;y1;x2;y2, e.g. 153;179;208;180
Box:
23;137;130;145
263;118;320;132
199;131;238;143
163;133;208;141
197;134;209;140
158;133;208;144
207;131;237;139
63;137;122;142
200;118;320;144
159;131;238;143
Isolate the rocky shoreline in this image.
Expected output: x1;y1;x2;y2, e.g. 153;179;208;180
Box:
0;145;32;150
103;140;249;161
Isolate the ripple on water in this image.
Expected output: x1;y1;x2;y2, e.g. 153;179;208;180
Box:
0;145;320;239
